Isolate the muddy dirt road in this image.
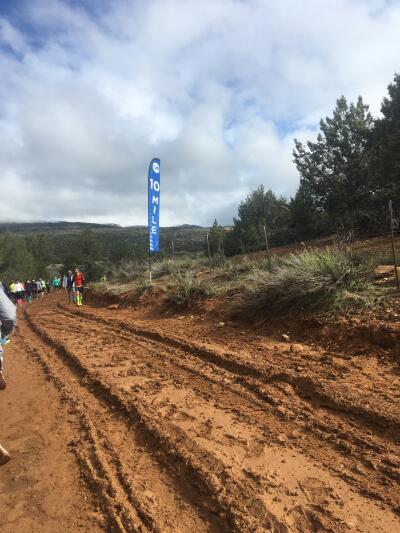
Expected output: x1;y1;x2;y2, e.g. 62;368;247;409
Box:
1;294;400;532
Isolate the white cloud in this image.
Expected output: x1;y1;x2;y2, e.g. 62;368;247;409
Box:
0;0;400;226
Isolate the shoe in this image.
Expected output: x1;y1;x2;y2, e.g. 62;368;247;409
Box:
0;444;10;466
0;372;6;390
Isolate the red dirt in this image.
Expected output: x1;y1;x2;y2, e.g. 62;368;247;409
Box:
1;290;400;532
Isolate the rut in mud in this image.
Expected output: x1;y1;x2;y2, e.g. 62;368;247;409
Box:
12;294;400;532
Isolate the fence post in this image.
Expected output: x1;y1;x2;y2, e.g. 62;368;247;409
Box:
171;240;175;261
389;200;399;291
206;233;212;271
263;225;272;273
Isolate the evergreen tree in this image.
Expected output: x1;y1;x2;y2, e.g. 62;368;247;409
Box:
208;219;225;255
293;96;374;232
0;234;36;283
231;186;292;252
370;74;400;214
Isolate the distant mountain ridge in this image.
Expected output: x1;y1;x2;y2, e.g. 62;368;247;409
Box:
0;221;204;233
0;221;207;255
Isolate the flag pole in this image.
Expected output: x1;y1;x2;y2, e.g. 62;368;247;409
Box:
148;246;152;283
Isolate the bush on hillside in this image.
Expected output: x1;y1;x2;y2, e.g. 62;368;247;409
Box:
109;260;146;281
234;246;375;315
166;271;215;306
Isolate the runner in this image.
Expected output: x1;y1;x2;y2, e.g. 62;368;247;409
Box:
32;279;37;300
73;268;85;306
25;280;33;304
15;280;25;306
9;281;17;304
0;282;16;390
0;285;16;465
52;276;60;291
64;270;75;304
36;279;43;298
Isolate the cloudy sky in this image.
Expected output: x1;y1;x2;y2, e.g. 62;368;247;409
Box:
0;0;399;226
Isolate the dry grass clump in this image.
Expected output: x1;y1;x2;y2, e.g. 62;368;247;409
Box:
151;259;177;279
166;271;216;306
109;260;146;282
234;246;375;315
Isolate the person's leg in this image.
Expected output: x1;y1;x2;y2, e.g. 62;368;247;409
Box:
0;347;5;390
0;443;11;466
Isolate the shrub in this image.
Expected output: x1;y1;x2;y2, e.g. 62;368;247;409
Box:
109;259;146;282
234;246;375;315
166;271;215;306
152;259;176;279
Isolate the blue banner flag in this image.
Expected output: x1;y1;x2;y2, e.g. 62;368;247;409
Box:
148;158;160;253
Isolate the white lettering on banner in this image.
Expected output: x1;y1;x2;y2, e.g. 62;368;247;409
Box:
152;216;156;224
149;179;160;191
153;206;157;214
152;196;159;205
151;226;157;234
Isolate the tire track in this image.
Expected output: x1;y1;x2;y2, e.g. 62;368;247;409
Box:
26;303;400;531
24;307;286;532
57;304;400;495
20;311;225;533
62;304;400;433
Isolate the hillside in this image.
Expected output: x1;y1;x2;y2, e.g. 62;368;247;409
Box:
0;221;208;255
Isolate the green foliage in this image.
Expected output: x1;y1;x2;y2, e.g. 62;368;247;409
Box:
0;233;36;283
369;73;400;217
207;219;226;255
166;271;215;306
293;96;374;233
109;260;147;282
225;186;292;256
234;246;375;315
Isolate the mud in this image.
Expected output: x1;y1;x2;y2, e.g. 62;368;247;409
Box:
2;292;400;532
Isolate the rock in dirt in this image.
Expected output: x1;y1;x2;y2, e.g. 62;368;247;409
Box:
107;304;119;310
374;264;400;279
290;343;305;353
281;333;290;341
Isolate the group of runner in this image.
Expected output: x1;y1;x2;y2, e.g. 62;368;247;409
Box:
2;269;85;307
63;269;85;306
7;279;48;305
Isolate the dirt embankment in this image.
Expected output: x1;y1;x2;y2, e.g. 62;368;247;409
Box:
1;290;400;532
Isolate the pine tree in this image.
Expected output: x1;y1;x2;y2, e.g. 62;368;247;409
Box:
370;74;400;211
208;219;225;255
293;96;373;231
